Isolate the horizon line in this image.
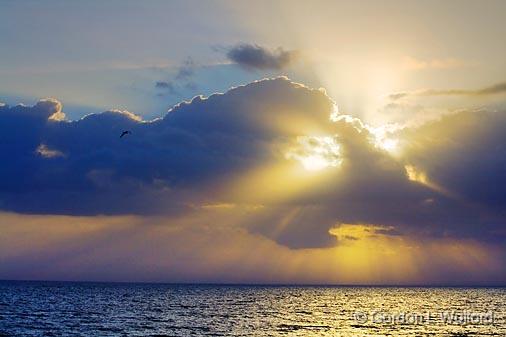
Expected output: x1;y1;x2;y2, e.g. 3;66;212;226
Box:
1;279;505;288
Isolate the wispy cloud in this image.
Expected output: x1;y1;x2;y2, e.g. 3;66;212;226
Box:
402;56;474;70
35;144;64;158
174;57;196;81
388;82;506;101
155;57;197;97
155;81;177;96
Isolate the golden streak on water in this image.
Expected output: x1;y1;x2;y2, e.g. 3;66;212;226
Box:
1;282;505;336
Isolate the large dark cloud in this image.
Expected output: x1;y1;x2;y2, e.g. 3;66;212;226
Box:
400;109;506;210
245;113;506;248
226;44;298;71
1;78;506;249
0;78;332;216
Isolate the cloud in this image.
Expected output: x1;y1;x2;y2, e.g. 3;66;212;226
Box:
155;81;177;96
329;224;402;242
0;78;333;217
226;44;298;70
402;56;473;70
155;81;173;89
1;77;506;253
35;144;64;158
399;108;506;209
174;57;196;81
1;212;504;284
388;82;506;100
155;57;197;96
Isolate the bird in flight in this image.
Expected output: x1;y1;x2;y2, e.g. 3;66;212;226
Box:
120;130;131;138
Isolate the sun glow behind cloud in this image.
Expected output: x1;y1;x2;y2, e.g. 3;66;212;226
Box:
285;136;342;171
1;72;505;283
369;125;401;154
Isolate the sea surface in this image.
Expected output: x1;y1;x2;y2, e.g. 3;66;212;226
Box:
0;281;504;337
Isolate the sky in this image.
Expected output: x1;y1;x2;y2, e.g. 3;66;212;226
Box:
1;0;506;285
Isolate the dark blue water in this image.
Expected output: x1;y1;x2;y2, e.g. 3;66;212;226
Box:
0;281;504;336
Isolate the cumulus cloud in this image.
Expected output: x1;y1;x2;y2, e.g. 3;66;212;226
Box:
226;44;298;70
1;77;506;252
399;108;506;209
0;78;333;217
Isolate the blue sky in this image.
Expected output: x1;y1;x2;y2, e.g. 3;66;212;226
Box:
2;0;504;122
1;1;259;117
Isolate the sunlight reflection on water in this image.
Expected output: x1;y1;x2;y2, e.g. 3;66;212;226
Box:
0;282;504;337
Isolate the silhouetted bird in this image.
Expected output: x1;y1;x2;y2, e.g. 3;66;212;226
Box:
120;130;131;138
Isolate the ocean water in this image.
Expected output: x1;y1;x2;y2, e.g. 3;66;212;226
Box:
0;282;504;337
